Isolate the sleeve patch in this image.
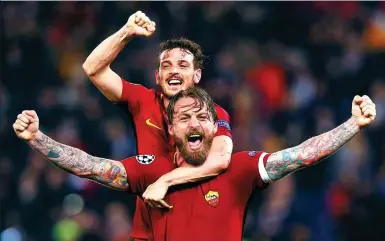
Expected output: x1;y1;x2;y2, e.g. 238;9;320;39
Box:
136;155;155;165
217;120;231;131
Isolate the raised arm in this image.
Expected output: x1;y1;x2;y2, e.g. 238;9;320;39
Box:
13;110;128;190
264;95;376;182
82;11;155;102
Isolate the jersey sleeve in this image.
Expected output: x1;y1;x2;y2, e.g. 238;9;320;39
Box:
120;155;173;195
120;156;146;194
214;105;232;138
120;78;153;113
120;154;159;194
232;151;272;189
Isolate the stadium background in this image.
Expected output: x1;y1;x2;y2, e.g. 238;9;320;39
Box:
1;2;385;241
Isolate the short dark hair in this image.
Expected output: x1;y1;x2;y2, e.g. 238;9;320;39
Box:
158;37;206;70
167;87;218;124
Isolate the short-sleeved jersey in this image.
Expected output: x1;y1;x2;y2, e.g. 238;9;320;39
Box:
121;151;271;241
119;79;232;239
120;79;232;156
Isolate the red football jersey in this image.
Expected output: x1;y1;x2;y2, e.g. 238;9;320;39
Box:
119;79;232;239
122;151;271;241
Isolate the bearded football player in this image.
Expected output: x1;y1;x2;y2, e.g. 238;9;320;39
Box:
14;87;376;241
82;11;233;240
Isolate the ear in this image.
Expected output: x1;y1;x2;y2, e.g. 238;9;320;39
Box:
155;69;160;85
194;69;202;84
213;121;218;134
168;123;174;136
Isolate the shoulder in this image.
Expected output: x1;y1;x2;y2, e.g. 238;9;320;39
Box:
229;151;270;170
121;78;158;101
122;154;170;166
231;151;267;160
121;154;174;180
229;151;271;188
214;104;231;131
214;103;229;117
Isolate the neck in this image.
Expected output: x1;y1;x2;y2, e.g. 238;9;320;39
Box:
163;96;170;109
175;150;188;167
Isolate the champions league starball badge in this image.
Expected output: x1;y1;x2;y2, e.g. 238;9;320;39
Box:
136;155;155;164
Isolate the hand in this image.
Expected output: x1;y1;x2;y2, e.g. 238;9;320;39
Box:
125;11;156;37
351;95;376;128
13;110;39;141
142;180;173;209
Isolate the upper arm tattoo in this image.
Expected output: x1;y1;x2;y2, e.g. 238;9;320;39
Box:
90;156;128;190
265;118;360;181
29;132;128;190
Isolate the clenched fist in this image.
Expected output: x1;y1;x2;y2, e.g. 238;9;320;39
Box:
125;11;156;37
352;95;376;128
13;110;39;141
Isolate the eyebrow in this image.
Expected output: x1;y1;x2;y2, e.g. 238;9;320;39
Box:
179;113;190;118
177;108;209;118
160;60;171;65
161;60;190;65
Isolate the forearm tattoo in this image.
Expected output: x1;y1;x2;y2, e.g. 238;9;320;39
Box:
28;132;128;190
266;118;360;181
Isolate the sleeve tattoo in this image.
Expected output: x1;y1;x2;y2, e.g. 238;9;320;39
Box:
265;118;360;181
28;131;128;190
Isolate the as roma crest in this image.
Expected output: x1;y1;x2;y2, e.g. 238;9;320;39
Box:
205;191;219;207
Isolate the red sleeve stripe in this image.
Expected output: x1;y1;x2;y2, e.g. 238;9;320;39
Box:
258;152;272;183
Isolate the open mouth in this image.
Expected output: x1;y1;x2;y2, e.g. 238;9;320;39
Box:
167;79;182;86
187;134;203;150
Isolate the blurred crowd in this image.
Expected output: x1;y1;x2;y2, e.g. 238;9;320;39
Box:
1;2;385;241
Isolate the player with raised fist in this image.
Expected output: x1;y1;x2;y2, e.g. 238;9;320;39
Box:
82;11;233;241
14;90;376;241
